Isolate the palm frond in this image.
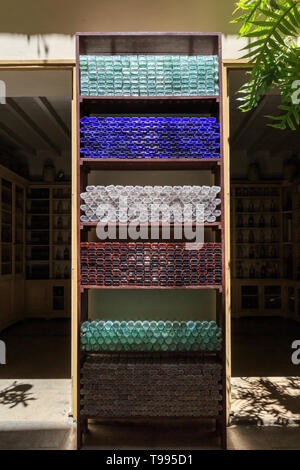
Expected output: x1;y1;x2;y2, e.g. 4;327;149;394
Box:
232;0;300;129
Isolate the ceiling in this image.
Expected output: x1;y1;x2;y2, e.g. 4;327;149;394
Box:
0;70;72;159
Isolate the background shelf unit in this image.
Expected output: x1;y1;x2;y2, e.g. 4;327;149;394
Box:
26;184;71;281
76;32;226;449
0;167;72;330
231;180;300;320
25;184;71;318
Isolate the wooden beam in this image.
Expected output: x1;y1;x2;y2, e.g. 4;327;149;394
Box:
231;96;268;147
71;66;78;421
34;97;70;139
6;97;61;156
222;63;231;426
222;59;252;68
0;60;75;70
0;120;36;155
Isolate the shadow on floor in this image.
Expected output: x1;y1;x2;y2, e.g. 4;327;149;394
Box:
231;377;300;424
0;381;36;409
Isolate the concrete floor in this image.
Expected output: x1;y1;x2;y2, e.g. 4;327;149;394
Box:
231;377;300;425
228;425;300;450
231;317;300;377
82;421;300;450
0;379;76;450
83;419;221;450
0;319;74;450
0;317;299;450
0;319;71;379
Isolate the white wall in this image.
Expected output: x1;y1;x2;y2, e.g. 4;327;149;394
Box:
0;0;246;61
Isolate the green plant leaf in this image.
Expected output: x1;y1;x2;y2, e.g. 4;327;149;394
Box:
259;8;281;19
241;38;266;49
287;115;296;130
232;0;300;130
246;29;270;36
292;108;300;125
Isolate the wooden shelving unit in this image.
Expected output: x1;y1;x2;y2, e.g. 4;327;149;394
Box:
76;32;227;449
231;180;300;320
0;164;72;330
25;183;71;318
0;166;26;331
26;183;71;281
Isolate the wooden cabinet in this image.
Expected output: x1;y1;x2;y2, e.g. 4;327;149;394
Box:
0;166;72;331
25;183;71;319
231;181;300;320
25;280;70;318
0;172;26;279
26;184;71;282
0;166;26;330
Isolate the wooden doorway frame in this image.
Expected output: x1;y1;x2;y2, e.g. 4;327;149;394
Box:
222;59;250;424
0;58;249;424
0;59;76;415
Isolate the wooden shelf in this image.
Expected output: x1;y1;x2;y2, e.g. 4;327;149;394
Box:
235;211;280;215
234;195;280;199
80;221;222;230
80;413;222;420
235;242;280;245
80;94;219;102
236;258;280;261
27;213;50;216
235;226;280;229
77;32;221;56
80;157;221;171
80;284;222;291
80;96;220;115
81;350;222;358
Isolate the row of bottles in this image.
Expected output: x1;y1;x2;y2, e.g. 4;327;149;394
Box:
55;264;70;279
26;215;70;230
53;216;71;230
237;245;278;260
234;187;279;197
53;188;71;199
56;232;71;244
237;229;278;243
236;214;278;228
236;261;279;279
55;247;70;260
80;320;222;352
236;199;278;212
54;200;71;214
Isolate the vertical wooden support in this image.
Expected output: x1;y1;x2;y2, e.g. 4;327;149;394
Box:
49;188;53;280
71;65;78;421
222;63;231;425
